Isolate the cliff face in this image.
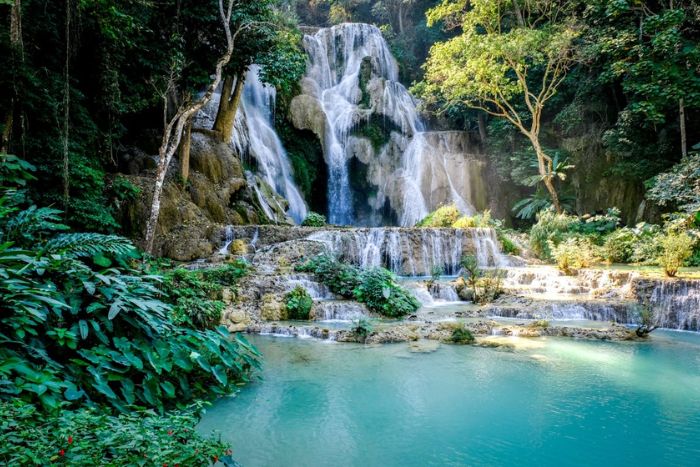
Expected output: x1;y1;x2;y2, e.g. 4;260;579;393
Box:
119;133;288;260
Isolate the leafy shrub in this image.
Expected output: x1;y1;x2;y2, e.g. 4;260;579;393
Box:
529;209;579;260
498;231;520;255
0;400;232;466
529;319;550;328
573;208;621;236
285;286;313;320
658;232;694;277
163;261;249;330
0;188;260;412
452;210;491;228
603;228;637;263
301;212;327;227
416;204;461;227
297;255;420;317
354;268;421;318
475;269;506;304
551;236;599;275
352;318;374;340
296;254;362;297
629;223;663;264
449;325;475;344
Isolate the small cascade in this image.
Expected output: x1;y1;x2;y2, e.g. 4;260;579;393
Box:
219;225;234;255
401;280;460;306
648;280;700;331
256;324;337;340
307;227;508;275
285;274;335;300
488;302;633;323
312;301;369;321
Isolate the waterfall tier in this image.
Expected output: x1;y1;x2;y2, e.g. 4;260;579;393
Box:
293;23;489;225
197;66;307;224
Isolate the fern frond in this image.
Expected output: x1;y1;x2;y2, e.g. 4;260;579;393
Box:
44;233;136;258
4;206;69;244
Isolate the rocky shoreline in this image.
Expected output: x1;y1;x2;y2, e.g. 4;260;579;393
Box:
244;319;640;346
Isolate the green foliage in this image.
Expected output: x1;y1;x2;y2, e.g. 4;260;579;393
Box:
163;261;249;330
529;209;579;260
416;204;461;227
658;232;694;277
352;318;374;340
603;228;638;263
475;269;505;304
285;286;313;320
449;324;475;345
0;167;259;412
296;254;420;318
530;319;550;329
0;400;232;466
354;268;421;318
302;212;327;227
647;152;700;214
551;236;600;275
452;210;491;228
296;254;362;297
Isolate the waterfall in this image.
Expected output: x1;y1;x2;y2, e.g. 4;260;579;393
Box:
307;227;508;275
300;24;484;225
219;225;234;255
232;66;307;223
648;280;700;331
487;302;633;323
312;301;369;321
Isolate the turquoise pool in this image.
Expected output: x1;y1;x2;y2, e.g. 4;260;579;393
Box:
198;332;700;466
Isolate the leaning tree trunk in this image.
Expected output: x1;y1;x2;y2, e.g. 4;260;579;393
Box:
144;0;240;254
179;118;192;182
212;74;245;143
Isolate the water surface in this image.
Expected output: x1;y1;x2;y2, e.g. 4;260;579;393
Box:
198;332;700;466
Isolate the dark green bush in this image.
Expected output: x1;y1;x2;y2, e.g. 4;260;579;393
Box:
285;286;313;320
0;400;232;466
0;165;260;412
449;325;475;344
297;255;420;318
296;254;362;297
354;268;421;318
352;318;374;341
301;212;327;227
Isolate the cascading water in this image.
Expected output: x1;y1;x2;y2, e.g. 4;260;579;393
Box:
233;66;307;223
648;280;700;331
299;24;483;225
307;227;509;275
218;225;234;255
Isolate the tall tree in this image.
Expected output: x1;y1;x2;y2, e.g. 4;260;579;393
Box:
144;0;243;253
420;0;580;213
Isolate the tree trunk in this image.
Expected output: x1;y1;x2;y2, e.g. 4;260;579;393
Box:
62;0;71;208
212;74;245;143
512;0;525;27
477;113;488;144
680;97;687;157
2;0;23;153
144;0;239;254
532;139;562;213
180;118;192;182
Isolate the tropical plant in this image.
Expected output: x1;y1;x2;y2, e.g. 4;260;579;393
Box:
301;211;327;227
0;399;233;466
0;166;260;411
449;324;475;344
551;236;599;275
658;232;694;277
285;286;313;320
528;209;579;260
416;204;461;227
352;318;374;341
354;268;421;318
